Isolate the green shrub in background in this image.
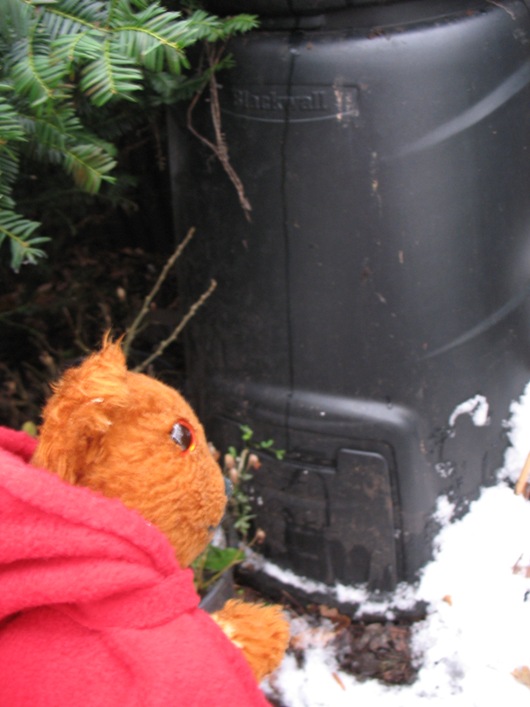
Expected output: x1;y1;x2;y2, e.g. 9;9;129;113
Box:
0;0;256;271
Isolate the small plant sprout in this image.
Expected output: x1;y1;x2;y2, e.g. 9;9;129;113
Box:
193;425;284;595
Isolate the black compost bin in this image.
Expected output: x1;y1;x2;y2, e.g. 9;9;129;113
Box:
169;0;530;602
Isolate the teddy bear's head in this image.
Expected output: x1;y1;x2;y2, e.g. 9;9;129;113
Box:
32;338;227;568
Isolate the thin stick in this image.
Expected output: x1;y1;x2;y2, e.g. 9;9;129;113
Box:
187;46;252;220
515;451;530;496
123;227;196;356
133;279;217;373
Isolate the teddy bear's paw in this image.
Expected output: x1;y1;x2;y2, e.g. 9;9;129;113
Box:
211;599;290;682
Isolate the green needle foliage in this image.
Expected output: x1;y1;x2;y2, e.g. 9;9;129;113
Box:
0;0;257;271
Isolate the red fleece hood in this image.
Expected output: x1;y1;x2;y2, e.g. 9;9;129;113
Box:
0;427;271;706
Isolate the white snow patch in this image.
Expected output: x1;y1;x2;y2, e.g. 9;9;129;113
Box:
432;494;455;527
244;550;417;618
244;551;332;598
434;461;455;479
499;380;530;484
449;394;490;428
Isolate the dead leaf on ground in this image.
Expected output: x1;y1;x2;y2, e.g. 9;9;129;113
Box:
332;671;346;690
318;604;352;629
513;665;530;689
512;556;530;578
515;452;530;498
333;622;417;685
290;625;338;651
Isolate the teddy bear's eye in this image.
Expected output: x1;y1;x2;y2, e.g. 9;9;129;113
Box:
170;421;195;453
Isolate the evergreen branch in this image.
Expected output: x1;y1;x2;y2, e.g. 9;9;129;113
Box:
19;107;86;146
9;25;67;108
1;0;259;269
35;0;108;39
218;14;260;36
52;30;103;65
19;108;116;176
63;143;117;192
0;147;20;208
1;0;30;41
0;208;48;271
0;96;26;141
113;25;188;74
81;41;144;105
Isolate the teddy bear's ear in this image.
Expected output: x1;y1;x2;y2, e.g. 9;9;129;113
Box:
33;336;130;483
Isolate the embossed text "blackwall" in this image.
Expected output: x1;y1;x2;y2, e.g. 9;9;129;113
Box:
233;89;327;112
223;85;360;124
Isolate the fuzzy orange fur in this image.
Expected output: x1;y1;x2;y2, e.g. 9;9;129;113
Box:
211;600;290;682
32;337;289;681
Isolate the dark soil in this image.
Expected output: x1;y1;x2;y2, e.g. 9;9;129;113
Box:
240;583;418;703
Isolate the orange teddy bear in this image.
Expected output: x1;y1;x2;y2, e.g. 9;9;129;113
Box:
0;337;288;706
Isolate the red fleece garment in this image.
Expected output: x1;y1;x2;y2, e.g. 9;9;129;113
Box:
0;427;271;707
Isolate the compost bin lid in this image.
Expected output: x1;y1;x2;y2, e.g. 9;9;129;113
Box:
203;0;404;16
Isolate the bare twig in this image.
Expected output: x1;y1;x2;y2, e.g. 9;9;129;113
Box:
123;227;196;356
132;278;217;373
187;45;252;221
62;306;91;355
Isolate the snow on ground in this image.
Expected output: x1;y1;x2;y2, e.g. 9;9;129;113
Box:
261;384;530;706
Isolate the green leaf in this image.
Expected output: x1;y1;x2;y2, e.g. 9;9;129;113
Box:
21;421;39;437
18;108;117;191
234;514;255;533
111;4;188;75
164;10;224;47
9;25;68;108
0;209;48;271
201;545;244;573
219;14;259;37
0;0;31;41
36;0;108;39
240;424;253;442
80;42;144;105
0;97;25;142
52;30;105;65
0;147;20;208
63;143;117;192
